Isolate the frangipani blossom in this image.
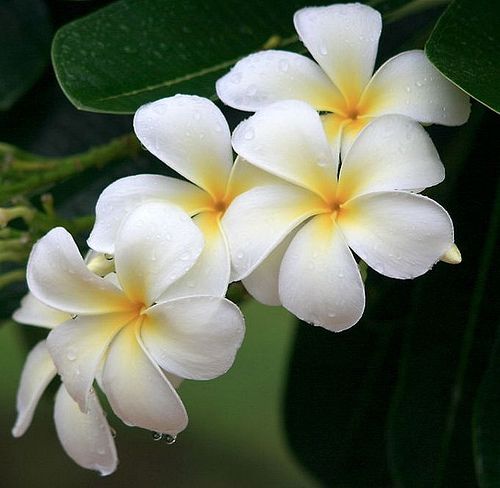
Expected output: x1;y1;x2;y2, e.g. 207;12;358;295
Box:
223;101;455;331
12;252;118;475
88;95;279;292
216;2;470;157
26;202;245;442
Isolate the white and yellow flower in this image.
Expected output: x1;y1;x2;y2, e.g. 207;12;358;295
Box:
12;252;118;475
26;202;245;448
222;101;455;331
88;95;278;291
216;2;470;157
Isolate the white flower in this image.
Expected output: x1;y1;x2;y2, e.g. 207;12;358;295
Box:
216;2;470;157
26;202;245;442
12;252;118;475
88;94;279;291
222;101;454;331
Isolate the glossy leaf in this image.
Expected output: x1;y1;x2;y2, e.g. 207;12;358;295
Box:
388;110;500;487
426;0;500;113
52;0;445;114
472;182;500;488
0;0;52;110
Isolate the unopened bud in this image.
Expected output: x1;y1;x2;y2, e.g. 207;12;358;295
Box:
440;243;462;264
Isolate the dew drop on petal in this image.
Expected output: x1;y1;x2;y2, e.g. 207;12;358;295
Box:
415;81;423;87
152;431;163;441
104;253;114;261
243;128;255;141
71;314;78;320
319;44;328;56
164;434;177;445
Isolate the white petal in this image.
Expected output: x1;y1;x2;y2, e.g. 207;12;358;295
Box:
114;202;204;305
216;50;344;112
232;100;337;200
54;385;117;476
225;155;283;201
241;232;296;306
12;341;56;437
339;116;374;160
338;115;444;200
294;4;381;107
159;212;230;300
339;191;454;279
102;321;188;435
27;227;129;315
141;296;245;380
321;113;349;159
88;174;211;254
279;214;365;332
361;50;470;125
222;183;326;280
13;293;70;328
134;95;233;199
47;312;134;412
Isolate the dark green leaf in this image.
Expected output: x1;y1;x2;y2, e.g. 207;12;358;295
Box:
52;0;445;114
472;183;500;488
388;109;500;487
425;0;500;113
0;0;52;110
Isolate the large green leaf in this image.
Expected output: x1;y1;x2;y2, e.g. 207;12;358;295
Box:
425;0;500;114
472;182;500;488
0;0;52;110
52;0;445;114
387;109;500;488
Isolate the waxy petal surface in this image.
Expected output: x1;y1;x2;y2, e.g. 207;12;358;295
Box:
216;50;343;112
54;386;117;476
102;321;188;435
114;202;204;305
222;183;326;280
362;50;470;125
294;3;381;106
47;312;134;412
13;293;70;329
338;115;444;200
279;214;365;331
339;191;454;279
142;296;245;380
232;100;337;200
88;174;211;254
134;95;233;199
27;228;128;315
12;341;56;437
159;212;230;300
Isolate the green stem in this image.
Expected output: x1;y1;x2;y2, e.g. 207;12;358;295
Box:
1;133;141;204
0;269;25;289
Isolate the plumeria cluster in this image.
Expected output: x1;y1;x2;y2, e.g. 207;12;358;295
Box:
13;3;469;475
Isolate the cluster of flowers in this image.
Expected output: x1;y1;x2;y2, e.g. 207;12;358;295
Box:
12;3;469;475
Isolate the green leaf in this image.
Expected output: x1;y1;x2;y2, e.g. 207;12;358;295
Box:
285;276;415;487
387;109;500;487
52;0;446;114
425;0;500;114
0;0;52;110
472;183;500;488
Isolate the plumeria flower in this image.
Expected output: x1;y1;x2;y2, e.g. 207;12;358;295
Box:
216;2;470;157
222;101;455;331
27;202;245;446
12;251;118;475
88;94;279;291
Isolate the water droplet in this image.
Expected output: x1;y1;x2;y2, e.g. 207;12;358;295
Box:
278;59;289;72
415;81;423;87
152;431;163;441
97;447;106;455
214;122;223;133
230;72;242;84
246;84;257;96
71;314;78;320
164;434;177;445
327;311;337;318
243;128;255;140
66;348;77;361
319;44;328;56
337;272;344;278
104;253;114;261
110;427;117;438
405;86;411;93
236;251;244;260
